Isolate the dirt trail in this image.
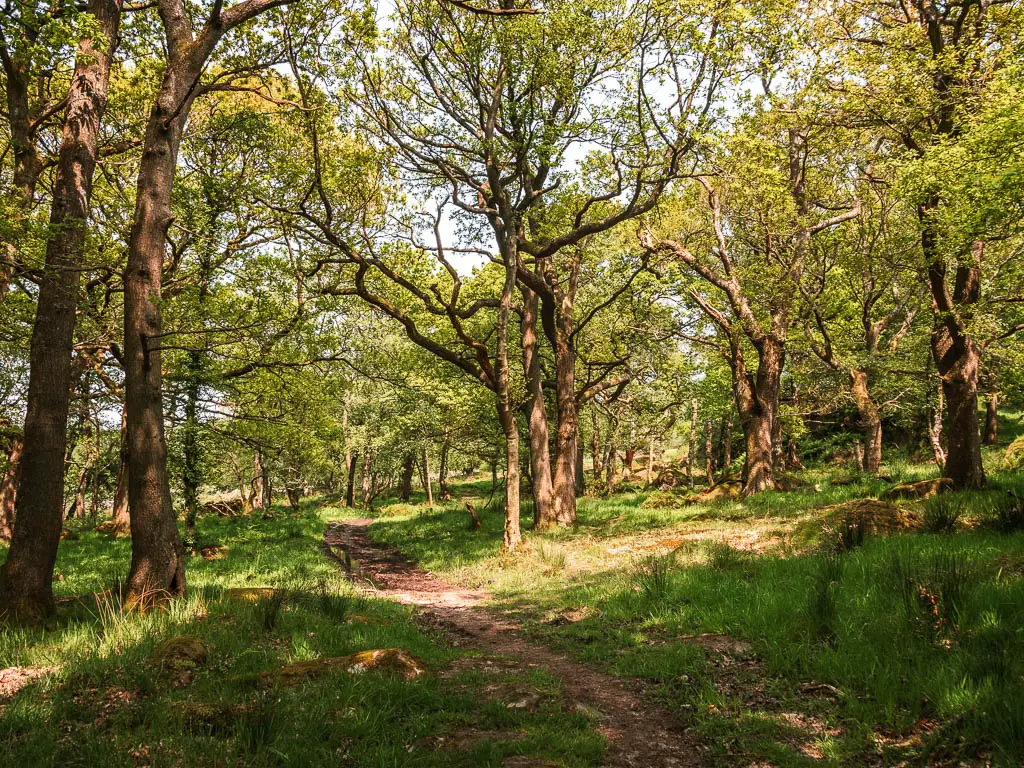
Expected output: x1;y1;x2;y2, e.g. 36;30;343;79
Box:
325;518;703;768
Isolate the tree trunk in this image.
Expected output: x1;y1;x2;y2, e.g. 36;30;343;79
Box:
624;446;636;473
122;57;214;603
545;294;578;524
496;243;521;552
704;420;714;487
646;436;655;485
605;416;619;491
521;286;556;528
719;411;733;472
422;447;433;507
590;409;603;482
438;437;451;500
928;378;947;474
937;339;984;487
983;392;999;445
0;52;43;301
0;0;122;621
735;337;783;496
852;441;865;472
575;440;585;496
922;227;985;488
361;447;373;507
687;399;698;489
107;405;130;534
850;369;882;474
252;452;266;511
0;437;23;541
399;453;415;502
345;452;359;507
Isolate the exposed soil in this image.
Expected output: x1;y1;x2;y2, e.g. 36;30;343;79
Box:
325;519;704;767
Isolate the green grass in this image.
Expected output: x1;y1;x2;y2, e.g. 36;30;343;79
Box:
0;500;604;767
366;466;1024;766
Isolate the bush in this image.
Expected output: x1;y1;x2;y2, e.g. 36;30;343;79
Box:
923;495;963;533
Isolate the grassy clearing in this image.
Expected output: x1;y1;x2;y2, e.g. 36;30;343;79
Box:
0;501;604;767
368;464;1024;766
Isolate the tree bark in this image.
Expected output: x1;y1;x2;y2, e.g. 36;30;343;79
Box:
646;436;655;485
111;407;130;534
604;415;619;491
983;392;999;445
921;227;985;488
496;244;521;552
928;378;947;474
345;452;359;507
399;453;415;501
542;291;578;524
361;446;373;507
252;452;266;511
850;369;883;474
438;437;451;500
422;446;433;507
122;0;295;606
590;408;603;482
0;436;23;542
575;441;585;496
704;420;714;487
719;412;733;472
521;286;556;528
734;337;783;496
687;399;697;489
0;0;122;621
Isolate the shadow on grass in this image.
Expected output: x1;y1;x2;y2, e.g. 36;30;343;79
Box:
0;503;605;767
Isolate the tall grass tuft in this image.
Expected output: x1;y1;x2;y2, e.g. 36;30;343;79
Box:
634;554;674;600
923;495;963;533
986;492;1024;533
807;553;844;645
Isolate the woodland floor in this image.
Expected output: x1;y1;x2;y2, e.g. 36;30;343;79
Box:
326;517;701;767
2;432;1024;766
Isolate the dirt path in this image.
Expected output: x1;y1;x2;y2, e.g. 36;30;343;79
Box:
325;519;704;768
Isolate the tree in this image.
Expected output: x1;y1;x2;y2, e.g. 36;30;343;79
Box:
645;116;860;495
120;0;303;605
0;0;122;621
833;0;1024;488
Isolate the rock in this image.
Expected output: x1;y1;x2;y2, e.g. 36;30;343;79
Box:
199;545;227;560
1002;435;1024;472
679;633;753;656
505;692;542;710
880;478;953;501
774;473;809;492
95;520;130;537
151;635;209;669
548;606;590;625
268;649;425;685
684;481;742;505
223;587;276;602
59;529;79;540
802;498;918;551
